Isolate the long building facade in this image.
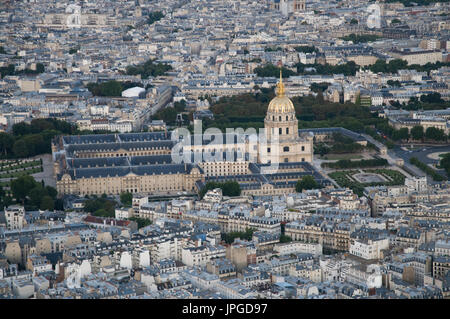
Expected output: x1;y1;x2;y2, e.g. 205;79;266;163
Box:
52;77;322;197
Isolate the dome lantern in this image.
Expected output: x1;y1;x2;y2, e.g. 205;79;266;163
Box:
267;69;295;114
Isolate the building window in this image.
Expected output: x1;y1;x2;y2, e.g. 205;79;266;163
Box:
301;146;305;151
302;158;305;162
283;146;289;152
267;147;271;153
284;158;289;162
279;128;282;135
286;116;289;121
286;128;289;134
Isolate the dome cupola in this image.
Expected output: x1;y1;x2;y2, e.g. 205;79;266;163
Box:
267;70;295;114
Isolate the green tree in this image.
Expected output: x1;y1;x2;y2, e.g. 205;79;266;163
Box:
12;139;29;158
35;63;45;74
93;208;113;217
10;175;38;204
420;92;444;104
86;81;124;97
294;46;317;53
0;64;16;78
296;175;319;192
120;192;133;206
199;181;241;198
0;133;14;156
425;127;446;141
387;80;402;87
355;93;361;106
392;128;409;141
125;59;172;79
128;217;152;229
40;195;54;210
221;181;241;197
280;235;292;243
28;186;47;207
254;64;296;78
222;228;255;244
147;11;164;25
310;82;330;93
410;125;424;140
340;33;380;43
439;153;450;176
153;107;178;124
45;186;57;199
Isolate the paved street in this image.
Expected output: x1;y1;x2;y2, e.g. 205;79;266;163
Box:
393;144;450;166
31;154;56;188
391;145;450;182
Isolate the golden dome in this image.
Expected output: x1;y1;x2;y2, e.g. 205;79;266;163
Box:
267;70;295;114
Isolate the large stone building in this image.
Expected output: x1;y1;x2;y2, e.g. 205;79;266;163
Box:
389;49;442;66
270;0;306;15
52;76;322;197
260;74;313;164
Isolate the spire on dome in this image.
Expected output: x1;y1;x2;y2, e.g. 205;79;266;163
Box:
276;69;285;96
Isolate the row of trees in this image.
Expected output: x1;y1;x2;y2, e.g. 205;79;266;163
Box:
409;157;446;181
255;60;447;81
254;60;362;79
340;33;381;43
294;46;318;53
264;47;283;52
390;125;447;142
322;158;388;169
367;59;450;75
439;153;450;177
375;120;448;143
399;94;450;111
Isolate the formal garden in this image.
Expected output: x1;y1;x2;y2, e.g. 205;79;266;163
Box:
0;158;43;196
0;158;42;179
329;168;406;196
